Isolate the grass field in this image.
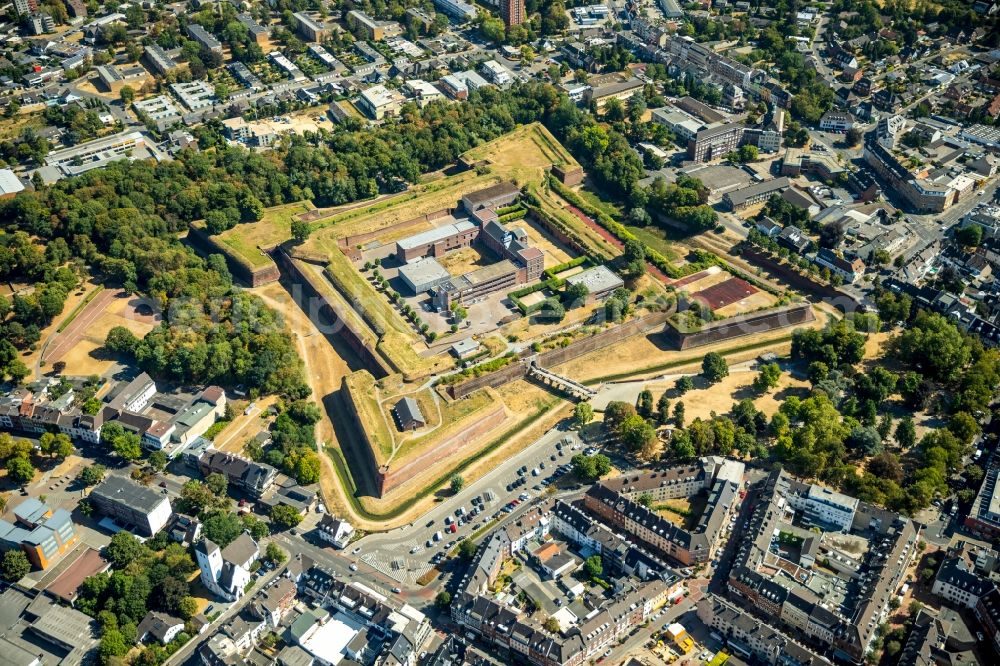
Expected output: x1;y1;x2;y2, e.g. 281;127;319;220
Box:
214;201;314;269
389;388;498;465
344;370;395;460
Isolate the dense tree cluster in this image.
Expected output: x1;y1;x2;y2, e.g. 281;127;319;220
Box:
242;400;322;484
76;532;199;665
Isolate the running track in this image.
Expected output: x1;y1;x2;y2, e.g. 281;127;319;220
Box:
42;288;119;364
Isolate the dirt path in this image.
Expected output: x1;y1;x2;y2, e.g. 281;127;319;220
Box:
251;282;367;525
213;395;278;454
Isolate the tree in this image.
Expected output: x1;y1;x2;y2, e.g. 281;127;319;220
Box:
2;550;31;581
203;512;243;548
6;455;35;485
147;450;167;472
435;591;452;608
544;617;561;633
105;325;139;355
564;282;589;307
205;472;228;497
100;630;128;661
656;393;671;424
622;239;646;278
954;224;982;247
107;531;144;568
752;363;781;394
458;539;477;560
948;412;980;447
636;492;653;507
112;432;142;461
265;542;286;565
619;414;656;453
673;402;686;428
702;352;729;383
177;596;198;620
40;432;73;459
603;401;636;433
636;390;654;418
119;85;135;105
291;220;311;242
539;298;565;322
584;555;603;579
270;504;302;530
243;514;269;541
573;402;594;428
180;480;222;515
450;474;465;494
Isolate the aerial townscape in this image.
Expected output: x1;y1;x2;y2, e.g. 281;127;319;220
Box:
2;0;1000;664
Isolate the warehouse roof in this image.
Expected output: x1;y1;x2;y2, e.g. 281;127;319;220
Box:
397;221;476;251
399;257;450;286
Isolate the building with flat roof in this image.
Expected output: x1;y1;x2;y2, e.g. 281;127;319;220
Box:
90;474;172;536
433;260;520;310
501;0;525;26
0;499;78;570
133;95;182;123
726;469;918;665
357;84;406;120
651;106;708;143
170;80;216;111
43;130;147;179
564;265;624;302
292;12;332;42
433;0;477;20
688;122;745;162
398;257;452;293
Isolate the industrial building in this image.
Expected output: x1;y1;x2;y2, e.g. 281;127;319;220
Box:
398;257;452;294
0;499;78;570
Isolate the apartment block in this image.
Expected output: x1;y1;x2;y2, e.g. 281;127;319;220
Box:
90;474;172;536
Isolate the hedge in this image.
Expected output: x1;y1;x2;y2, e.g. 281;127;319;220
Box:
543;255;591;281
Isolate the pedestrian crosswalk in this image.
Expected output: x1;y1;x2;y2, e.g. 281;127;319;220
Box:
361;550;433;584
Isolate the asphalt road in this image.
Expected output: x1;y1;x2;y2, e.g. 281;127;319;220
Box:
352;423;586;575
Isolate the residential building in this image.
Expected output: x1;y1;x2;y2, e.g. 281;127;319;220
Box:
819;110;855;132
13;0;37;16
236;13;269;45
584;75;644;111
480;60;514;86
0;499;78;570
196;533;259;601
357;84;406;120
932;551;996;609
316;514;355;548
143;44;179;76
688;123;745;162
501;0;525;27
133;96;182;124
170;80;217;111
785;484;859;531
107;372;156;413
583;459;744;566
249;577;296;628
198;450;277;498
90;474;172;536
723;177;790;211
187;24;223;55
815;248;866;283
432;0;478;20
346;10;401;41
137;611;185;645
28;12;55;34
268;51;306;81
292;12;332;42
